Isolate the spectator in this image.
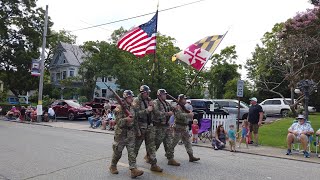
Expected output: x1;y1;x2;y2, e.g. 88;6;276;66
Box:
19;106;26;121
88;109;101;128
316;129;320;158
30;108;37;122
48;105;55;121
191;119;199;144
212;125;227;150
107;109;116;130
104;100;111;111
25;106;32;121
286;114;314;158
247;97;264;146
238;120;250;148
228;124;236;152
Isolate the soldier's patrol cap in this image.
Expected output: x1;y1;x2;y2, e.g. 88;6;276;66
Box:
123;90;134;98
140;85;151;93
157;89;167;96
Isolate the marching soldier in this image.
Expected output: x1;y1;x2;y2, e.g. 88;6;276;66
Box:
132;85;163;172
171;94;200;163
109;90;144;178
152;89;181;166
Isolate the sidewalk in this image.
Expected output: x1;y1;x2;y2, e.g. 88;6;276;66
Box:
1;116;319;164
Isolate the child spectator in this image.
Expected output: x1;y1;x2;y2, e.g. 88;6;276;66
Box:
191;119;199;144
238;120;250;148
107;109;116;130
212;125;227;150
228;124;236;152
19;106;26;121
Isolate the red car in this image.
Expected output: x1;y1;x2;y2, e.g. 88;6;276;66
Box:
84;97;117;110
52;100;93;120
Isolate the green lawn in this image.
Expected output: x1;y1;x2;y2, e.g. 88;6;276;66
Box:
259;113;320;151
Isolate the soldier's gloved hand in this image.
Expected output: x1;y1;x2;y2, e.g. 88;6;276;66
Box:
166;111;173;116
126;116;133;123
188;112;194;118
147;105;153;112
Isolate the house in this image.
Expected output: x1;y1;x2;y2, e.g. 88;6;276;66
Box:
49;42;118;99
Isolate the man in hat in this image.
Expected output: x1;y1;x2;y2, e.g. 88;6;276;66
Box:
286;114;314;158
247;97;264;146
170;94;200;163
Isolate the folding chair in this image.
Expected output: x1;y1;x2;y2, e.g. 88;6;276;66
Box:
198;118;212;143
291;120;312;153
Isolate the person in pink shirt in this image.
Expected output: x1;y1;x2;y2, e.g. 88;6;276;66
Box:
192;119;199;144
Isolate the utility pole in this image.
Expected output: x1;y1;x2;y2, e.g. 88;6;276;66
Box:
37;5;49;122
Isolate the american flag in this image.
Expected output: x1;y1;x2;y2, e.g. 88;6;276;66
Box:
117;11;158;57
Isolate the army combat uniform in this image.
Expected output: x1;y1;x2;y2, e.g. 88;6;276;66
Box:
153;98;180;165
133;94;162;171
171;104;200;162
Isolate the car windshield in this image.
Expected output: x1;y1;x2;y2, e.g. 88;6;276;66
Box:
241;101;250;108
65;100;82;108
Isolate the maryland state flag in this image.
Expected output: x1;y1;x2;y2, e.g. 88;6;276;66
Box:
172;35;225;70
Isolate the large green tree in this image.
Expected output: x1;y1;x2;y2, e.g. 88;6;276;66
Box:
206;46;241;99
0;0;53;97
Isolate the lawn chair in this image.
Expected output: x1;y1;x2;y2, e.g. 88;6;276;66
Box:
291;120;312;153
314;134;319;155
198;118;212;143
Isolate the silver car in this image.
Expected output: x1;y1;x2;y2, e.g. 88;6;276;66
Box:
213;99;249;120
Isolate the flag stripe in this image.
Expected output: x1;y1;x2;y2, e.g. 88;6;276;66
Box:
117;11;158;58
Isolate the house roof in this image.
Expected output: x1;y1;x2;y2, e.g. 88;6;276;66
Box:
59;42;86;66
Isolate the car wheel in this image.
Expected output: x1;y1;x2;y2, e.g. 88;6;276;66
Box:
68;112;75;121
281;109;289;117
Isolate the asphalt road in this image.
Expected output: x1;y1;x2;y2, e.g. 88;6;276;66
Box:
0;120;319;180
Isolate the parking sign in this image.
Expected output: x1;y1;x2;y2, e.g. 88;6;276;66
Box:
237;80;244;97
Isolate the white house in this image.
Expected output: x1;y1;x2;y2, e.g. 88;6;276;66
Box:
49;42;118;99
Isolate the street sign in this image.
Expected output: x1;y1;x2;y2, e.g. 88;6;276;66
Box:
237;80;244;97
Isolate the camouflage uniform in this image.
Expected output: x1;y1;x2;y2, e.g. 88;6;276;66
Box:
132;94;158;165
171;104;194;155
152;98;175;159
111;102;137;170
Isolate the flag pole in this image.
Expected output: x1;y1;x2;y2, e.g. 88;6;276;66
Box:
151;2;159;93
184;31;229;95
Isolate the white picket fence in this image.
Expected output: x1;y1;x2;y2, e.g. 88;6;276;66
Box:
202;113;237;136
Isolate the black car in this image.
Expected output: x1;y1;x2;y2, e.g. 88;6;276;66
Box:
189;99;229;120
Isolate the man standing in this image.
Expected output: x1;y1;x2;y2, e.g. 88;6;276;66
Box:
133;85;163;172
109;90;144;178
152;89;180;166
171;94;200;163
247;97;264;146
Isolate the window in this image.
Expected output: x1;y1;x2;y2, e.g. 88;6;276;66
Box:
69;70;74;77
218;101;229;107
284;100;292;105
272;100;281;105
263;100;273;105
56;72;61;80
62;71;67;79
102;89;107;97
229;102;238;108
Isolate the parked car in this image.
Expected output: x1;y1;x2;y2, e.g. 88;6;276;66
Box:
260;98;317;117
213;99;249;120
51;100;93;120
189;99;229;115
84;97;117;110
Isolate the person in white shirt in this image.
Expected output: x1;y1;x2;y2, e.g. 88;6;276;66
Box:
48;106;55;121
286;114;314;158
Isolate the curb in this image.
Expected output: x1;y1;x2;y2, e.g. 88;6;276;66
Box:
2;118;319;164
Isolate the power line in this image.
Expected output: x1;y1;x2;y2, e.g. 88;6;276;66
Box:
71;0;206;32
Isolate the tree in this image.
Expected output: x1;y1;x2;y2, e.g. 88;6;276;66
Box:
246;8;320;115
0;0;53;97
206;46;241;99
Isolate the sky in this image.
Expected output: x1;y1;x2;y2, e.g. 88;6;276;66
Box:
37;0;314;79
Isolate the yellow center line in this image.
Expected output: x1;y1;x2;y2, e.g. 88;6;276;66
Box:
117;162;188;180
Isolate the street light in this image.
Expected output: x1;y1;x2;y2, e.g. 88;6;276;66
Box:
295;79;318;120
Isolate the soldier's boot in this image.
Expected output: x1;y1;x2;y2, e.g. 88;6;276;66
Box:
150;164;163;172
167;159;180;166
109;165;119;174
130;168;144;178
188;153;200;162
144;154;150;164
